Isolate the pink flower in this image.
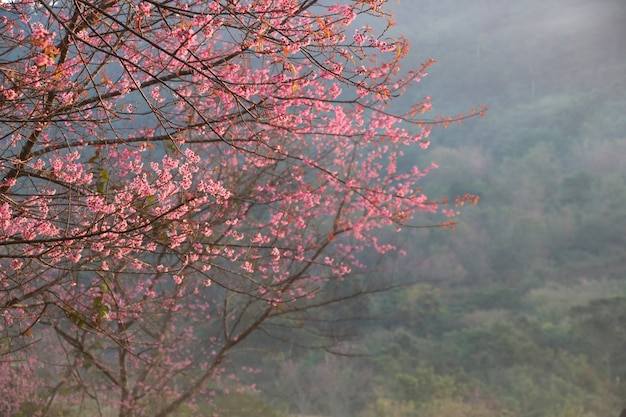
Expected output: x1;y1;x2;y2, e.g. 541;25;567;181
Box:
138;1;151;16
242;261;254;273
10;259;23;270
353;30;367;46
0;88;17;100
34;53;54;67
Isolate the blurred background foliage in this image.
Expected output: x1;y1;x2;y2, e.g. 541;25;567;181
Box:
237;1;626;417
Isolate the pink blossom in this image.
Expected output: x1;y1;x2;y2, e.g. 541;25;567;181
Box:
34;53;54;67
0;87;17;100
10;259;23;270
241;261;254;273
138;1;151;16
353;30;367;45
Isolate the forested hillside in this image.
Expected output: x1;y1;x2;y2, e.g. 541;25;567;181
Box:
229;1;626;417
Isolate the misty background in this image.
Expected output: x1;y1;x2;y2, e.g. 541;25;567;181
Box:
211;1;626;417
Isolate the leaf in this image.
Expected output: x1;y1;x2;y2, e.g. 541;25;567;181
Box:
96;168;109;194
91;296;109;322
287;62;297;77
99;168;109;182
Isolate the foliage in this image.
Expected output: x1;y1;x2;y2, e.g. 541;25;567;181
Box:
207;393;283;417
395;366;456;403
386;0;626;414
315;1;626;416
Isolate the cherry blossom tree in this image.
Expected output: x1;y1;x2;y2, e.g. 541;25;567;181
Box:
0;0;483;415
